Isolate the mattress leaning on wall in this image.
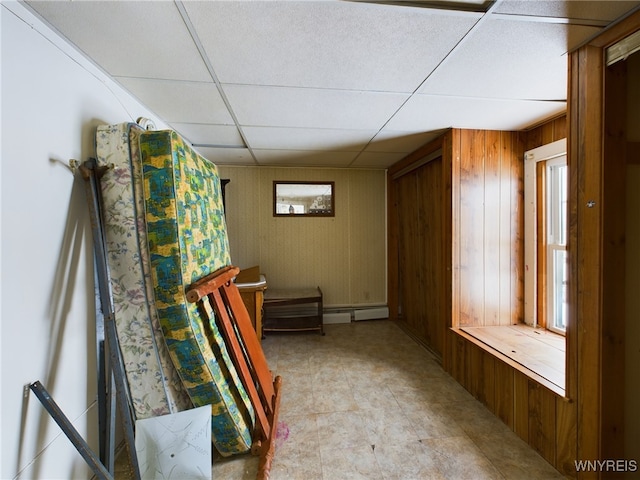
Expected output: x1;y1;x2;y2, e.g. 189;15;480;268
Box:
95;123;191;418
95;123;255;456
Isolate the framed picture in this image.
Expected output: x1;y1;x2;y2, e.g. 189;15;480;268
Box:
273;181;334;217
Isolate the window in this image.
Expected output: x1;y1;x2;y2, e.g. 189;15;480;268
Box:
524;139;567;334
545;158;568;333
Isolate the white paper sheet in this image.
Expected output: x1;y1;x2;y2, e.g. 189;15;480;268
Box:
135;405;211;480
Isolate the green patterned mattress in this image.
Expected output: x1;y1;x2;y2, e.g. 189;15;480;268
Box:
96;123;254;456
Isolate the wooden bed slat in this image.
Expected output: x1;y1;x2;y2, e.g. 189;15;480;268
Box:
187;265;282;480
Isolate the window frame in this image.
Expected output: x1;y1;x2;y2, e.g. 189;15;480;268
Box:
544;157;568;334
524;139;567;333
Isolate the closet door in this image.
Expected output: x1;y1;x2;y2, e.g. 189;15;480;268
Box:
395;156;444;358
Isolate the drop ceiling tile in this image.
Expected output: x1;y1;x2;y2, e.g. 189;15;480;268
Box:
169;123;245;147
252;149;358;167
386;94;566;132
223;84;409;130
116;78;234;125
242;126;378;152
419;18;601;100
494;0;640;23
26;1;210;81
195;147;255;166
350;151;408;169
366;130;446;153
183;1;478;92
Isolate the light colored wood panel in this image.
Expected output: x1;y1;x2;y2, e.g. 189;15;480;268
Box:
499;132;515;326
484;130;501;326
510;133;525;326
458;130;486;326
461;325;565;391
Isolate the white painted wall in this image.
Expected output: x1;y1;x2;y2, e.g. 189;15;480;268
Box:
1;3;166;478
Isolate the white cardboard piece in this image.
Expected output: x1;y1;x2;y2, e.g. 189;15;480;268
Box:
135;405;212;480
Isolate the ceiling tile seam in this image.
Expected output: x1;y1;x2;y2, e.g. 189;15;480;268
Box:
217;81;416;96
175;0;259;165
347;0;506;167
490;13;609;27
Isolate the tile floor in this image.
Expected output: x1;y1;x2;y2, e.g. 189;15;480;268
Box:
208;320;565;480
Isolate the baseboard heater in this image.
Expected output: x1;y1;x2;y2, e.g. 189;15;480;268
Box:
323;312;352;324
322;306;389;324
353;307;389;321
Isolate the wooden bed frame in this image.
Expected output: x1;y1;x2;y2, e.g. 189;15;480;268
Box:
187;266;282;480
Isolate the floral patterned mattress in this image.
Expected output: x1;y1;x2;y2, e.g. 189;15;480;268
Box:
95;123;254;456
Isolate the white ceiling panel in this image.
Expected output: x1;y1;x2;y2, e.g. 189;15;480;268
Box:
241;126;378;151
222;85;410;130
366;130;445;152
350;151;409;168
387;94;566;131
418;18;600;99
196;147;256;166
27;1;211;82
20;0;640;169
183;1;480;92
253;149;359;167
169;123;245;148
116;78;235;125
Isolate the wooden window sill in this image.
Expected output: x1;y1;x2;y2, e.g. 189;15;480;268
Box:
452;324;566;397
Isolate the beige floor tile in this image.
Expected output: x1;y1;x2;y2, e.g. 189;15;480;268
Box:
419;435;504;479
320;444;385;480
116;321;567;480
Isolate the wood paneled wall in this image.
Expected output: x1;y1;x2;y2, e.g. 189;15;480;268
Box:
388;119;575;475
569;10;640;476
450;129;524;328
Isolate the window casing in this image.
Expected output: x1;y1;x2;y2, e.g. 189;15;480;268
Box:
524;139;567;334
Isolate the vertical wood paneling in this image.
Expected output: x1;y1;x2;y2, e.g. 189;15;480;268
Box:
511;133;525;326
528;382;557;466
459;130;486;326
484;130;501;326
470;346;496;409
494;359;514;428
393;154;445;357
574;44;604;469
556;397;577;477
454;130;523;328
601;59;628;462
499;132;515;326
514;370;530;442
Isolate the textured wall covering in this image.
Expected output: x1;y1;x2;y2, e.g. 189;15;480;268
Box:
218;166;387;307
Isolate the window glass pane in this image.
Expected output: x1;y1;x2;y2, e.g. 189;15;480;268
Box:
552;249;568;330
547;158;568;332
